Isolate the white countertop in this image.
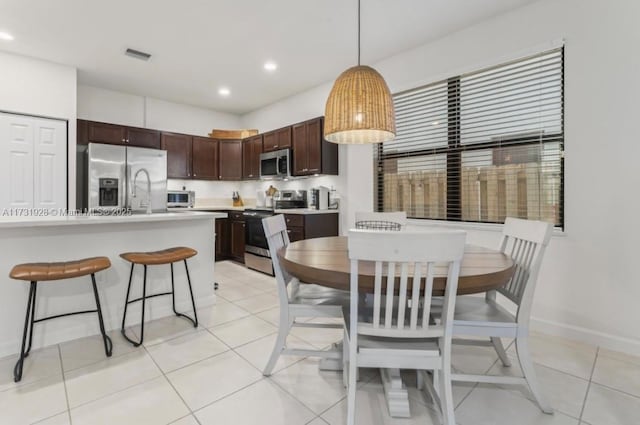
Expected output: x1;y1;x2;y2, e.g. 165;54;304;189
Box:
0;211;226;229
179;206;339;215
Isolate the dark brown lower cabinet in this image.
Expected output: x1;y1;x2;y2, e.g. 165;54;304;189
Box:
229;212;246;262
284;213;339;241
215;217;230;260
214;211;338;264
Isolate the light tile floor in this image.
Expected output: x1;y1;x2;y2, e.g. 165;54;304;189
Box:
0;260;638;425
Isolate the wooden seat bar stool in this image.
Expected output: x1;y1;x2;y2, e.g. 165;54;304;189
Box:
10;257;113;382
120;247;199;346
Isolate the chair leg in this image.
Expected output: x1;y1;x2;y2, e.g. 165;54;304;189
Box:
91;274;113;357
440;366;456;425
342;329;348;388
14;281;36;382
346;345;358;425
491;336;512;367
170;261;198;328
516;336;553;414
262;316;290;376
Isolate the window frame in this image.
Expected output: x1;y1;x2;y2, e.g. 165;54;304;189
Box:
375;48;565;229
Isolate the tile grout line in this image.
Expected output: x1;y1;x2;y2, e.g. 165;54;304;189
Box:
141;340;203;425
57;344;74;425
578;346;599;423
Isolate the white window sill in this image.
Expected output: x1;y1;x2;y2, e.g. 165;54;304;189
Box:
406;218;567;237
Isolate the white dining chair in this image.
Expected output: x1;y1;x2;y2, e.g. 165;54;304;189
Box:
344;229;466;425
354;211;407;230
262;214;349;376
450;217;554;413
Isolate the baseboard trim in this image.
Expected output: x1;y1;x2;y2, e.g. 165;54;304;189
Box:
530;316;640;357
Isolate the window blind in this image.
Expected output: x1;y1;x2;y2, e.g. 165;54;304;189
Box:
376;48;564;227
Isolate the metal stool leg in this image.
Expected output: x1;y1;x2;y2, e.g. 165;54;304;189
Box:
184;259;198;327
170;261;198;327
14;281;36;382
121;263;147;347
91;274;113;357
135;265;148;345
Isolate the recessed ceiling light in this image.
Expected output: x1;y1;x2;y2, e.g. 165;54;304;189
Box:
0;31;14;41
218;87;231;97
263;61;278;72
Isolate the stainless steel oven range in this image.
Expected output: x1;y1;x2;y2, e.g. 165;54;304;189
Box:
243;190;307;275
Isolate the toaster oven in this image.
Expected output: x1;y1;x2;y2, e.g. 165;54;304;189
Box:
167;190;195;208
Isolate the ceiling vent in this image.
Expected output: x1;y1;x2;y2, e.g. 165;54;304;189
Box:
125;48;151;61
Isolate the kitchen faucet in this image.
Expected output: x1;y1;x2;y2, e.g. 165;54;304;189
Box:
133;168;152;214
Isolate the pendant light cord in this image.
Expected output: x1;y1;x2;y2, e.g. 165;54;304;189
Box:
357;0;361;66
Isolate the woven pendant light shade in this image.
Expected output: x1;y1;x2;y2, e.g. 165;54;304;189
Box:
324;65;396;144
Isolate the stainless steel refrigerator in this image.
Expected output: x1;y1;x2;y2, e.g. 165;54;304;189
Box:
77;143;167;213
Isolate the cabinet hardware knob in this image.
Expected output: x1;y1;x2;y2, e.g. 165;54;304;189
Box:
122;138;126;142
274;145;278;148
194;173;197;176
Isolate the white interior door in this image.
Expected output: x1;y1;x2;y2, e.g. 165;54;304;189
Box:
0;113;34;210
0;112;67;211
33;117;67;210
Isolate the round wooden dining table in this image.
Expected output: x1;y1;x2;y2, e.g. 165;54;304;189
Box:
277;235;515;418
278;236;515;296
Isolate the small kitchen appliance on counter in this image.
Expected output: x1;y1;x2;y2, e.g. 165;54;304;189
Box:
310;186;330;210
167;190;195;208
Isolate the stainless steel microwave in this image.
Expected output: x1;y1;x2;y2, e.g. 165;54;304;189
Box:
167;190;195;208
260;148;291;180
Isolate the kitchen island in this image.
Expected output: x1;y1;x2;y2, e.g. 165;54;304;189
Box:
0;211;226;357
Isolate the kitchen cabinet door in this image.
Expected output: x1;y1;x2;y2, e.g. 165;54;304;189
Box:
306;118;323;174
292;123;308;175
242;135;262;180
87;121;127;145
127;127;161;149
219;139;243;180
230;220;246;261
215;217;230;260
263;127;291;152
291;117;338;176
286;227;304;242
162;133;192;178
192;137;219;180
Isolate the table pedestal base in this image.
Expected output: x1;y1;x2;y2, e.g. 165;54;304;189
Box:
381;368;411;418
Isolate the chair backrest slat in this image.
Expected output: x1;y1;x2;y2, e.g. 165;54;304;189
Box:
409;263;422;330
496;218;553;320
422;264;435;329
396;263;409;330
373;261;383;328
384;262;396;328
349;229;466;339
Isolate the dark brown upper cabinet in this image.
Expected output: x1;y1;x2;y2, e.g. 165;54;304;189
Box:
78;120;161;148
126;127;161;149
161;133;193;179
263;126;292;152
192;136;219;180
82;120;126;145
242;135;263;180
292;117;338;176
218;139;243;180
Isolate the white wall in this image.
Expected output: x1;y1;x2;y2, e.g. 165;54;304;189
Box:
0;51;77;208
77;85;241;136
241;0;640;355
